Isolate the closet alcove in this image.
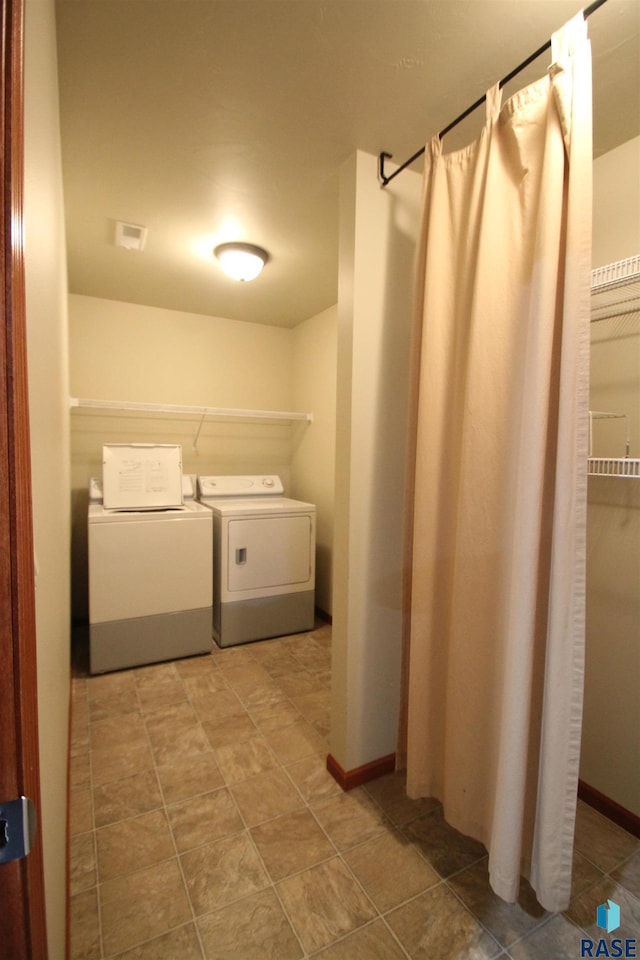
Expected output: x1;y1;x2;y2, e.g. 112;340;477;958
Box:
581;253;640;829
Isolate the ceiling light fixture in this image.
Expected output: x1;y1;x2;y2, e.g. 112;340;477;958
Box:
213;242;269;282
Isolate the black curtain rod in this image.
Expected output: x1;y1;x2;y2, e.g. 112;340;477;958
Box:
379;0;609;187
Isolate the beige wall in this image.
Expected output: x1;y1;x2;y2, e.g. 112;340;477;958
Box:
331;151;421;771
69;294;294;410
69;294;336;621
24;0;71;955
291;305;338;615
580;135;640;816
592;136;640;269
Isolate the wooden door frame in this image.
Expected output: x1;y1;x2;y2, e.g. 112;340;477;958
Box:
1;0;48;956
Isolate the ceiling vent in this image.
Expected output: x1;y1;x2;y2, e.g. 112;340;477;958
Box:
114;221;148;251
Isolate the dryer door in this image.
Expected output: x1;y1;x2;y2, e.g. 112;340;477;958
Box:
227;515;313;594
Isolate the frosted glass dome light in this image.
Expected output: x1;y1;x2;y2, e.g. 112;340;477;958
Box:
214;242;269;282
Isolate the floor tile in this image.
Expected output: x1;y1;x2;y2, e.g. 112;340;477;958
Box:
310;788;388;851
218;661;271;689
133;661;181;686
137;678;189;711
277;671;325;700
213;734;280;784
386;882;502;960
447;859;549;948
70;831;97;894
508;914;585;960
285;754;343;805
174;653;221;678
313;919;408;959
612;849;640;899
201;712;259;749
70;788;94;836
155;752;224;805
197;888;303;960
110;922;204;959
248;699;304;734
277;857;377;954
100;858;191;956
180;832;270;915
573;801;640;873
570;849;605;898
147;719;212;767
87;670;137;703
262;718;327;764
566;876;640;940
258;653;308;679
88;689;141;723
251;808;335;880
403;805;487;878
167;787;243;852
343;829;439;912
71;720;90;756
69;888;101;960
96;808;174;881
230;767;305;826
91;736;155;787
92;769;163;828
70;750;92;791
176;657;229;698
190;687;246;724
289;689;331;724
143;698;199;731
181;670;229;698
363;771;440;827
233;678;289;710
90;711;146;751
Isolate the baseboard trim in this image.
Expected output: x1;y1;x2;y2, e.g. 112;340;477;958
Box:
578;779;640;839
326;752;396;791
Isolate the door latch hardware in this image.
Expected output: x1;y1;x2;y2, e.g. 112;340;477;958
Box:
235;547;247;565
0;797;37;864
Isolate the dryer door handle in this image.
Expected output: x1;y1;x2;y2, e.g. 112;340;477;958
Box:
235;547;247;565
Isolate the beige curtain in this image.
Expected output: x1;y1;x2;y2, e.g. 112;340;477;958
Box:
400;13;592;912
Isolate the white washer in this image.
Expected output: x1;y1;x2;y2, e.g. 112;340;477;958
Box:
198;475;316;648
88;473;213;673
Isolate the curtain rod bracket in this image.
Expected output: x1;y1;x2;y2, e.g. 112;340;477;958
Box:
378;152;393;187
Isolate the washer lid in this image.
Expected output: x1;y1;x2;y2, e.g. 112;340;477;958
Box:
88;500;212;522
198;475;284;498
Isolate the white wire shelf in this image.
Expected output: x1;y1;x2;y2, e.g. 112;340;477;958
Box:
591;255;640;324
591;254;640;292
588;458;640;478
69;397;313;423
588;257;639;478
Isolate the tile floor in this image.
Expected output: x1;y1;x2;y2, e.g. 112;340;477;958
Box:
69;623;640;959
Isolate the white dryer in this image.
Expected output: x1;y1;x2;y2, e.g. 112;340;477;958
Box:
198;475;316;648
88;446;213;673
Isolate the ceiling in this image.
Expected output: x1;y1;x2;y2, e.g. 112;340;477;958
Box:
55;0;640;329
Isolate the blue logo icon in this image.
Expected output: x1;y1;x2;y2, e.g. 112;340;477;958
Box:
597;900;621;934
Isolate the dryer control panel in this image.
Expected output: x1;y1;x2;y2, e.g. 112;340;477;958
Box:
198;475;284;499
